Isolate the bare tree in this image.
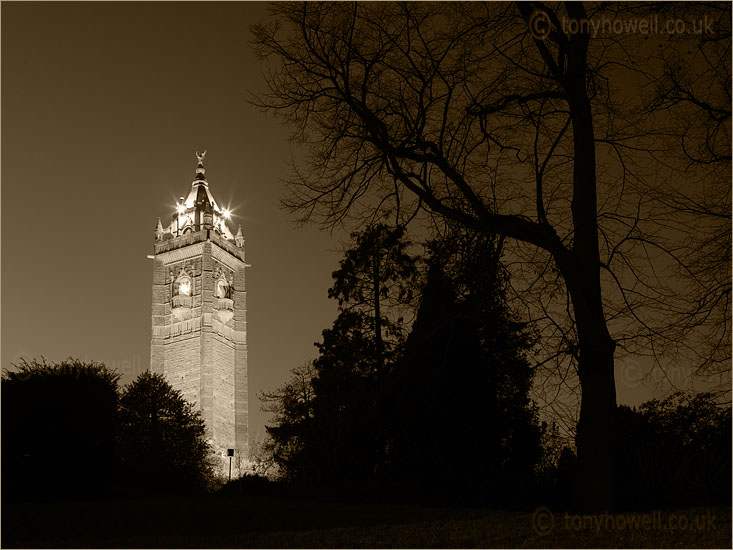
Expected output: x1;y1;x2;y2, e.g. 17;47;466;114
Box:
251;2;731;510
643;2;731;381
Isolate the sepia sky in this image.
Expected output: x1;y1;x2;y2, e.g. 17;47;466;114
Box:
1;1;349;442
2;2;697;444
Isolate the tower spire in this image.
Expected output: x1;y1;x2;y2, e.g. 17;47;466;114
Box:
195;149;207;180
154;150;238;241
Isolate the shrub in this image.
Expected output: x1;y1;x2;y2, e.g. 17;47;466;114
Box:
1;358;120;501
117;372;214;494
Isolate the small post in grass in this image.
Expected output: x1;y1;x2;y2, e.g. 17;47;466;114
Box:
227;448;234;481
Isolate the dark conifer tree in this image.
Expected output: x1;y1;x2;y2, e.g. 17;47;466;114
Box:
261;225;417;485
261;226;543;499
385;231;543;502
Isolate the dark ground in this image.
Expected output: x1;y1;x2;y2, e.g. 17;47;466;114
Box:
2;493;730;548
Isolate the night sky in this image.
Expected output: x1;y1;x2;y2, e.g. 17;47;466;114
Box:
2;2;688;445
1;2;348;443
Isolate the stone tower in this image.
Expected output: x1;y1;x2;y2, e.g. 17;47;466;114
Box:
150;151;248;473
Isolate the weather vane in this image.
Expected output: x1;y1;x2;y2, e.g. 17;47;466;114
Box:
196;149;206;164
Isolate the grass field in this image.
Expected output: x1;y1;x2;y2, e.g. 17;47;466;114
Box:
2;494;730;548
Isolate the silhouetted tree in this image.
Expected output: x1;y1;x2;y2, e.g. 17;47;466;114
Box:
385;231;543;503
615;392;731;509
643;2;731;378
117;372;213;494
330;223;419;371
1;358;120;501
309;310;387;484
304;225;418;483
263;225;545;499
535;420;575;507
262;314;387;486
260;362;316;481
262;226;417;485
251;2;731;509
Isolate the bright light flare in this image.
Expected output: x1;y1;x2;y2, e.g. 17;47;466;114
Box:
179;281;191;296
222;209;231;219
176;204;185;214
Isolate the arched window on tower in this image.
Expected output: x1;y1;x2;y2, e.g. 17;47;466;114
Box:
215;278;231;300
214;275;234;322
172;273;193;310
178;277;192;296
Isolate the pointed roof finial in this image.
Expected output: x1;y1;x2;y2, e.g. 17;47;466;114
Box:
195;149;206;178
235;224;245;248
155;217;165;241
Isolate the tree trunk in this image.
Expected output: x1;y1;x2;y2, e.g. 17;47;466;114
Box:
562;4;618;511
572;309;617;512
372;234;384;372
556;251;617;512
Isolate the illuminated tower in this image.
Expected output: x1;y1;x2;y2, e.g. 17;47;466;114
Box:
150;150;248;473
